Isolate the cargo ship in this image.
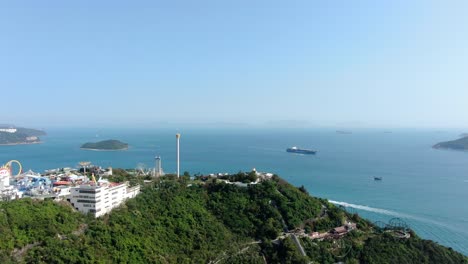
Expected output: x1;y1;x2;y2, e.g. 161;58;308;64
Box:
286;146;317;154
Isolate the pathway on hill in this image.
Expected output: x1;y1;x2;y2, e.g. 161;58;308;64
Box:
271;199;307;257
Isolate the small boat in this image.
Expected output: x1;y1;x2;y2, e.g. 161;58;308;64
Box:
374;177;382;181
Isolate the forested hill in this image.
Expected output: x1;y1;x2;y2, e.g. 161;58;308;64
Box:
80;139;128;150
0;126;45;145
0;173;466;263
15;127;46;137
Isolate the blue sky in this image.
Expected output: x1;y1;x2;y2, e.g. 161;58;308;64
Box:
1;1;467;128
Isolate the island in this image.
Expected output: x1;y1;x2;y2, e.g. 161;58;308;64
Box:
0;171;466;263
81;139;128;150
433;135;468;150
0;125;46;145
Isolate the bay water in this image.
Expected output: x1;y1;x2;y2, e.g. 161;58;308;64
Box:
1;128;467;255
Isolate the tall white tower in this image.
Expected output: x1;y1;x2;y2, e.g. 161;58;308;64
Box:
176;133;181;178
154;156;162;177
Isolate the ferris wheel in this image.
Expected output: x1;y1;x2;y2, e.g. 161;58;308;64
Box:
2;160;23;176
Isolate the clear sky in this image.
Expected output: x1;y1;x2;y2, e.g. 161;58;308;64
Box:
1;0;467;128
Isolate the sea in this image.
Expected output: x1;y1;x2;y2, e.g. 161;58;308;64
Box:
1;127;467;255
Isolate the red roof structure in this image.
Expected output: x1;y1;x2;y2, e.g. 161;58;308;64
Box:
53;181;71;186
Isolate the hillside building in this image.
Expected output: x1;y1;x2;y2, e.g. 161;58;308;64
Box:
68;181;140;217
0;128;17;133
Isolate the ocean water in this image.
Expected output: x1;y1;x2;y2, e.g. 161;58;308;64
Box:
1;128;467;255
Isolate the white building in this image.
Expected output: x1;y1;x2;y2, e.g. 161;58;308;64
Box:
69;181;140;217
0;128;17;133
0;167;23;201
53;186;71;200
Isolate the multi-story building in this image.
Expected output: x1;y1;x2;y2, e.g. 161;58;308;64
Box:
0;128;17;133
69;181;140;217
0;166;23;201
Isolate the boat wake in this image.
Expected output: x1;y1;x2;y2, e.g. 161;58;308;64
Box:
329;200;403;217
329;200;468;255
329;200;468;235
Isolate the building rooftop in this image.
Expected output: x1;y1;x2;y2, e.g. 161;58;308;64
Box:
333;226;347;234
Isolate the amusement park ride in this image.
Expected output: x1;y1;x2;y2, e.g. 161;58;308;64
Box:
0;156;156;202
0;160;22;177
0;160;58;200
0;160;23;200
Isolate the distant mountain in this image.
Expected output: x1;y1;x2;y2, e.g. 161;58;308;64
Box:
433;136;468;150
264;120;312;128
81;139;128;150
336;130;352;134
0;126;46;145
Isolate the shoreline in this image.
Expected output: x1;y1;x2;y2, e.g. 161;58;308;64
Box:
80;147;128;151
432;146;468;151
0;141;42;146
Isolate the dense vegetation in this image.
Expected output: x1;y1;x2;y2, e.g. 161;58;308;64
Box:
0;127;45;145
300;226;466;264
0;173;466;263
80;140;128;150
433;135;468;150
0;199;83;263
15;127;46;137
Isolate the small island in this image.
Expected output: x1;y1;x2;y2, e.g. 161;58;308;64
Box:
80;139;128;151
433;135;468;151
0;126;46;145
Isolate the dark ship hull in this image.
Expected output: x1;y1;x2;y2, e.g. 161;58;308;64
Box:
286;147;317;154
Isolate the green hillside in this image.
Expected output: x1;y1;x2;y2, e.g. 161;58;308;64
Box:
15;127;46;137
0;127;45;145
80;140;128;150
0;174;466;263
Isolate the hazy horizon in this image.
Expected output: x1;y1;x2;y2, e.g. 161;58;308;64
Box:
3;120;468;132
2;1;468;128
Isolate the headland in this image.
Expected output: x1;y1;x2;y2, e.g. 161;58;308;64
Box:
0;164;466;263
433;135;468;151
0;126;45;145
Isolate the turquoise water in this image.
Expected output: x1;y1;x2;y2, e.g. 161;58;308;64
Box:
1;128;467;255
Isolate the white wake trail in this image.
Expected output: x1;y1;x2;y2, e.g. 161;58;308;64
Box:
329;200;404;217
329;200;468;236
